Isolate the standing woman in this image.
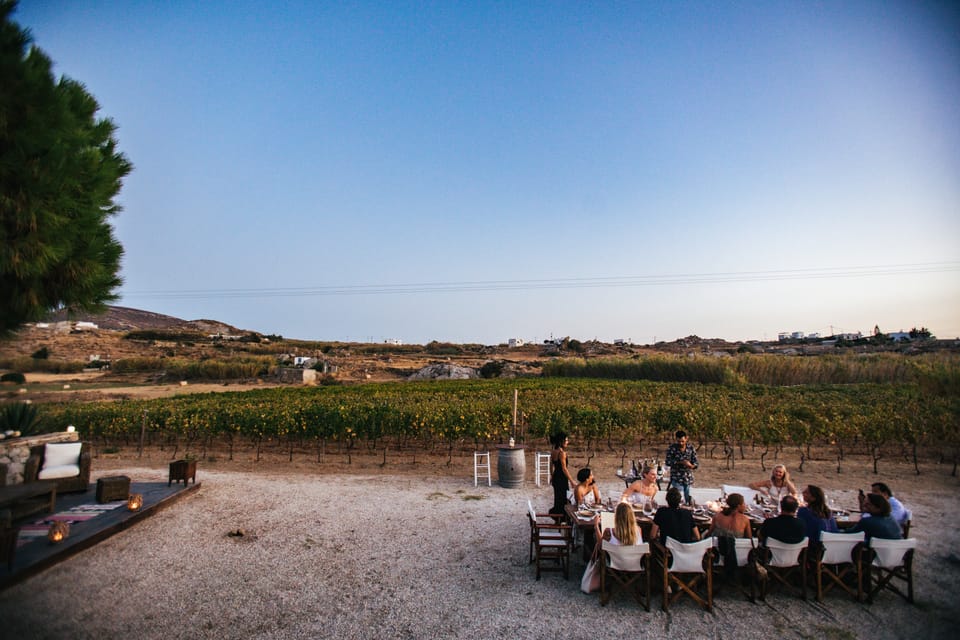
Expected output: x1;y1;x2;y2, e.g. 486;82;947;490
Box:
550;432;575;517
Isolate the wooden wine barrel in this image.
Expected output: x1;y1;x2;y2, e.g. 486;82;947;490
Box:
497;445;526;488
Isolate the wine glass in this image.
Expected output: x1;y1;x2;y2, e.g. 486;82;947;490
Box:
642;498;653;517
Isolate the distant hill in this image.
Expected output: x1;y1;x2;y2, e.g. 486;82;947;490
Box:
44;306;245;336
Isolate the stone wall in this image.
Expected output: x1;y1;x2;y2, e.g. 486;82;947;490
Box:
0;431;79;487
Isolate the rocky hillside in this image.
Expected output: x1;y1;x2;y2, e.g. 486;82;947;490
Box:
43;306;243;335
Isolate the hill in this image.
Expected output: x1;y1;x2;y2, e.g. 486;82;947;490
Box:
43;305;243;335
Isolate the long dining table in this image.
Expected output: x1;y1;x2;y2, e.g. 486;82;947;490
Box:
565;491;861;552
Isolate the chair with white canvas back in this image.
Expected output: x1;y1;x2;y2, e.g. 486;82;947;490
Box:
527;500;565;562
656;537;715;611
721;485;758;507
600;540;652;610
712;536;759;601
526;500;572;580
473;451;491;487
901;509;913;539
815;531;865;601
757;537;810;600
598;511;616;539
864;537;917;604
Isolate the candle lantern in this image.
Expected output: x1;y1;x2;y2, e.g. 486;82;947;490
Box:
48;521;70;544
127;493;143;511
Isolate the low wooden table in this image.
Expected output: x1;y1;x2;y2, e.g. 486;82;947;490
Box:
96;475;131;502
0;481;57;521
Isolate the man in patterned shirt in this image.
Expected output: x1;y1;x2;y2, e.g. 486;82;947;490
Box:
665;429;698;505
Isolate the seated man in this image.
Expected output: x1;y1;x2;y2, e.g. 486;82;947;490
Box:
759;495;806;544
651;487;701;545
860;482;909;528
847;493;902;541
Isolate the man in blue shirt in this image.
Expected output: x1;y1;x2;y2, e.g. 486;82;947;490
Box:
860;482;910;531
849;493;902;541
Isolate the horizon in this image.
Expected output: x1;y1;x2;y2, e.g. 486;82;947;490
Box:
13;2;960;344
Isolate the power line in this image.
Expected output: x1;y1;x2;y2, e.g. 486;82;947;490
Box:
121;261;960;301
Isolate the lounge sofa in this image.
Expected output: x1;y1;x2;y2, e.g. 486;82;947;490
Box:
23;441;92;494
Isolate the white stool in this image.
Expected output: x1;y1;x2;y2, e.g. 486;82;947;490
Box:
534;452;551;487
473;451;491;487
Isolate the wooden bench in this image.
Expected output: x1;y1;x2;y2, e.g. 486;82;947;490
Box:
0;481;58;521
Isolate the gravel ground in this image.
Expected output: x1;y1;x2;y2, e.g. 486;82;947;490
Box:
1;461;958;640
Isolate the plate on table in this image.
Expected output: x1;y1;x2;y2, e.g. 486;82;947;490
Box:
578;510;596;518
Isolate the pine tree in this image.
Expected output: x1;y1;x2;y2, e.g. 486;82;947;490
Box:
0;0;132;336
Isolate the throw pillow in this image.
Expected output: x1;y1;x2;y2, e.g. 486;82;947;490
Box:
42;442;82;470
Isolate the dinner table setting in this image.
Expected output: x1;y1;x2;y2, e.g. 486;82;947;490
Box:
566;486;861;545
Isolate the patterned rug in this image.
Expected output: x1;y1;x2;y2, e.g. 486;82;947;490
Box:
17;502;127;546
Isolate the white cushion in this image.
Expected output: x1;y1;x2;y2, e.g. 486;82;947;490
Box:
42;442;82;469
38;464;81;480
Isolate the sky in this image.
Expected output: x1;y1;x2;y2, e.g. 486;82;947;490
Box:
12;1;960;344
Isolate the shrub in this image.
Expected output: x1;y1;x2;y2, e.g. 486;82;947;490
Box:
31;346;49;359
0;402;41;435
1;372;26;384
426;341;462;355
479;361;504;378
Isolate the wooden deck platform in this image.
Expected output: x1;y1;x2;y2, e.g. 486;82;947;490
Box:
1;480;200;591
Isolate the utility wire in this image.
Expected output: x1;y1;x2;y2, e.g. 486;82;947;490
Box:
121;261;960;301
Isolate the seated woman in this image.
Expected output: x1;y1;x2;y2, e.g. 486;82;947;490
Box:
796;485;838;545
650;487;701;545
598;501;643;546
707;493;752;538
572;467;602;506
620;465;658;507
749;464;798;502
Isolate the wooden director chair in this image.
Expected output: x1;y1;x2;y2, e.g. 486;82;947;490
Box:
814;531;865;602
655;537;715;611
600;540;652;610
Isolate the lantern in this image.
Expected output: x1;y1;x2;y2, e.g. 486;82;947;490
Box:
48;521;69;544
127;493;143;511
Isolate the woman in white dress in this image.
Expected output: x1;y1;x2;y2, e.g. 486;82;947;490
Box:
620;466;658;508
749;464;798;502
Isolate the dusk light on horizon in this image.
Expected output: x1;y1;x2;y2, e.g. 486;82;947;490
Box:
14;1;960;344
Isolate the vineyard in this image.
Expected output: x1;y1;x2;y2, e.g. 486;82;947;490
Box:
33;376;960;474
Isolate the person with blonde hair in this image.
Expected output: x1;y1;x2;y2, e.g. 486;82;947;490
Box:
599;501;642;546
620;465;658;506
749;464;798;502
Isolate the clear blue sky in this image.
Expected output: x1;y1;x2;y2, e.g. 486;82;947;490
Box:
14;1;960;343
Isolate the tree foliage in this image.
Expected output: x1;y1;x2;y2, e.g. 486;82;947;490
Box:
0;0;131;336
